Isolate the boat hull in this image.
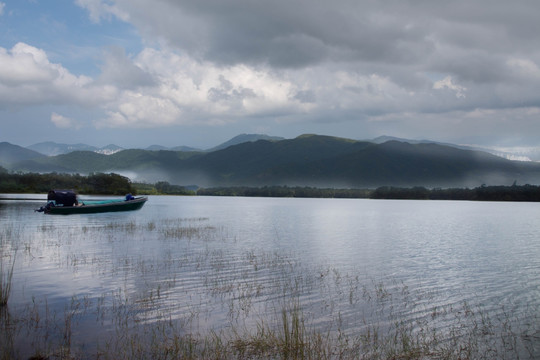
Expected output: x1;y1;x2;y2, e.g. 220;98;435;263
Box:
45;197;148;215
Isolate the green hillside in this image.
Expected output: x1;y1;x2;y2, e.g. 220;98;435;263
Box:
0;142;46;167
7;135;540;188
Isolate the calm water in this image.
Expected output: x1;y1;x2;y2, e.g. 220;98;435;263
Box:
1;194;540;357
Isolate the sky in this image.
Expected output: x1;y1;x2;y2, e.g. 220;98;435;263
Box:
1;0;540;150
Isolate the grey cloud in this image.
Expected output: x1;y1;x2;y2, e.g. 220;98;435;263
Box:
207;75;256;102
116;0;540;94
70;0;540;146
89;1;540;75
293;90;316;104
97;46;156;89
120;0;439;67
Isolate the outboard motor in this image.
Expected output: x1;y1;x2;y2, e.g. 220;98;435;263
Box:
37;189;78;212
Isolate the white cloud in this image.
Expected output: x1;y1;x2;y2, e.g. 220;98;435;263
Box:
51;112;82;129
433;76;467;98
96;92;182;128
75;0;129;23
0;42;474;131
93;49;303;128
0;43;95;106
0;43;57;84
0;3;5;16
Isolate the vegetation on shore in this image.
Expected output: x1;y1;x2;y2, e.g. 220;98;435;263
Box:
132;181;196;195
2;166;540;201
197;186;372;198
198;184;540;201
0;166;195;195
0;167;134;195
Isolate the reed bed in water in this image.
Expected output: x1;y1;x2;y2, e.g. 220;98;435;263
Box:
0;228;16;307
0;218;538;359
0;253;15;307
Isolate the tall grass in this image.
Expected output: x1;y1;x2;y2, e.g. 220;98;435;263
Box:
1;216;538;359
0;250;16;307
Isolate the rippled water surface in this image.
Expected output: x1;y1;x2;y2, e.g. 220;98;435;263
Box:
1;194;539;357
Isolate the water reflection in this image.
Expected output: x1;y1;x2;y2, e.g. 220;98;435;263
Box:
1;195;539;358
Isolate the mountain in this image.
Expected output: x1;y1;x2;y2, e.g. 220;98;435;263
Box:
27;141;125;156
181;135;540;188
207;133;285;152
0;142;46;168
27;142;98;156
147;145;201;152
146;145;170;151
466;145;540;162
26;134;281;156
370;136;540;162
170;145;201;152
10;134;540;188
95;144;124;155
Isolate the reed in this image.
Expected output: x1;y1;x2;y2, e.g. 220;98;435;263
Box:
1;216;538;359
0;250;16;307
2;277;538;359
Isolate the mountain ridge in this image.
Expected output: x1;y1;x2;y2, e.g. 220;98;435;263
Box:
24;133;280;156
0;142;46;166
3;134;540;188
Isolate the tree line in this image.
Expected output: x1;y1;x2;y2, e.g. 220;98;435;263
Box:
197;186;371;198
370;185;540;201
132;181;195;195
198;184;540;201
3;166;540;201
0;167;134;195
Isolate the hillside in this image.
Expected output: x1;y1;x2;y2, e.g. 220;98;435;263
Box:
27;141;98;156
6;135;540;188
0;142;46;167
181;136;540;187
207;133;285;152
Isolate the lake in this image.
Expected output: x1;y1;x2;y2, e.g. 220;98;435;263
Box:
1;194;539;358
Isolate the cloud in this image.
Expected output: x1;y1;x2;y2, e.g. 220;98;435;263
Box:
81;1;540;71
433;76;467;98
97;46;156;89
96;92;183;128
51;112;82;129
70;1;540;110
0;3;5;16
5;0;540;147
0;43;59;85
0;42;96;106
75;0;129;23
95;49;307;128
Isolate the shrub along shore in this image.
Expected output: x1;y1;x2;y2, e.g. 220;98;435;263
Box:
2;167;540;201
197;184;540;201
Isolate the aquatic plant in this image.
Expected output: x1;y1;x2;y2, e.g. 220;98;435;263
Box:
1;215;538;359
0;250;16;307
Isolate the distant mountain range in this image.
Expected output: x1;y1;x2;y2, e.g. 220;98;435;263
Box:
24;134;285;157
2;134;540;188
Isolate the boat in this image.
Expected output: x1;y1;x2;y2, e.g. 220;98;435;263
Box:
36;190;148;215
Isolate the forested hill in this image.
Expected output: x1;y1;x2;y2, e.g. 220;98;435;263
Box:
0;142;46;165
5;134;540;188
